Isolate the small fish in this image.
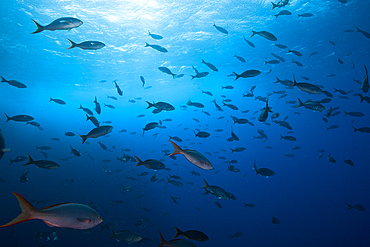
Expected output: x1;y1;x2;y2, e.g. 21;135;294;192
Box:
148;30;163;40
145;42;167;52
79;126;113;144
0;76;27;88
250;30;277;41
67;39;105;50
31;17;83;34
244;37;255;48
140;76;145;87
213;24;228;34
49;97;66;105
234;54;245;62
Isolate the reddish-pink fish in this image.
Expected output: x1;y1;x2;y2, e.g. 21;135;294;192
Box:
0;193;103;229
168;140;213;170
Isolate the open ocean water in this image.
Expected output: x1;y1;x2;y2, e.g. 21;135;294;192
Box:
1;0;370;246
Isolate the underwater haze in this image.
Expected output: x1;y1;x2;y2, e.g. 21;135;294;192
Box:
1;0;370;246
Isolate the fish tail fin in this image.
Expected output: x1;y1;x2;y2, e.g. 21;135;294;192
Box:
173;227;183;238
134;156;143;166
297;14;301;18
158;231;167;247
145;42;150;47
86;114;90;121
168;140;182;156
4;113;11;122
78;105;82;109
0;76;6;82
292;75;297;86
110;230;115;239
271;3;277;11
346;203;353;210
201;179;209;189
78;135;88;144
296;98;304;108
201;59;205;63
343;110;348;116
233;72;240;81
230;148;234;153
49;97;53;102
355;27;360;32
0;193;38;227
250;30;256;38
31;19;44;34
9;159;14;166
352;126;358;132
148;30;151;35
190;75;195;80
66;39;77;49
146;101;154;109
172;73;177;79
23;154;34;166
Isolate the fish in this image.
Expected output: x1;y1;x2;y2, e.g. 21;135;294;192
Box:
146;101;175;112
187;99;204;108
352;126;370;134
271;0;289;10
233;69;261;80
274;10;292;19
360;65;369;93
194;130;210;138
0;76;27;88
66;39;105;50
265;59;280;65
309;51;318;57
94;97;101;114
104;104;115;109
79;126;113;144
234;54;246;62
258;99;273;122
110;230;143;243
287;49;302;57
107;95;118;100
272;217;281;225
292;60;303;67
343;111;364;117
145;42;168;52
65;131;75;137
148;30;163;40
22;154;59;169
150;173;159;182
143;122;159;135
253;159;275;177
5;114;33;122
327;154;337;163
0;129;10;160
191;66;209;79
158;67;177;78
346;203;366;211
168;140;213;170
31;17;83;34
0;193;102;229
230;147;245;153
275;43;288;49
244;37;255;47
49;97;66;105
78;105;93;115
112;80;123;96
355;27;370;39
297;13;314;18
295;98;325;112
250;30;277;41
97;141;107;150
213;24;228;34
230;232;244;240
271;53;285;62
201;59;218;71
158;231;197;247
70;146;81;157
134;156;165;170
280;134;297;141
292;75;323;94
222;102;238;110
140;76;145;87
202;179;230;200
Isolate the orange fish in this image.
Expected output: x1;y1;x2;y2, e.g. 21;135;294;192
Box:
168;140;213;170
0;193;103;229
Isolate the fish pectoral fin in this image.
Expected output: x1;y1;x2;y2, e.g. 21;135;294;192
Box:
76;218;91;224
44;221;60;227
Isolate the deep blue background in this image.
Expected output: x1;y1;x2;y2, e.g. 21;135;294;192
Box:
1;0;369;246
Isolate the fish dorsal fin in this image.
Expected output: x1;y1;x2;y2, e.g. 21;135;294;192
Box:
40;202;72;210
76;218;91;224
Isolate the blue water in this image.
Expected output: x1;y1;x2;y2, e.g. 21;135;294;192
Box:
1;0;370;246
